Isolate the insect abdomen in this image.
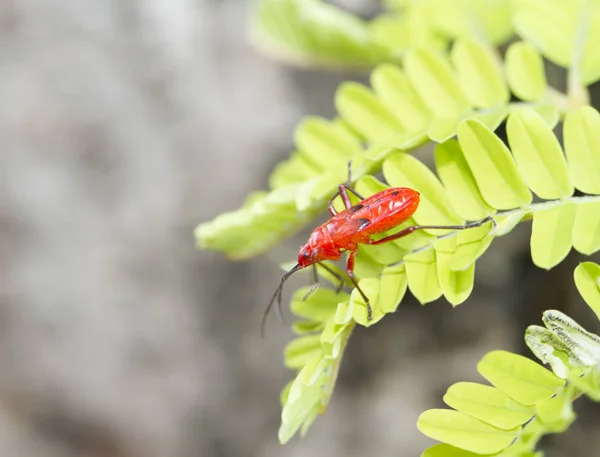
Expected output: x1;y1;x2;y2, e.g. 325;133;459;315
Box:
355;188;420;235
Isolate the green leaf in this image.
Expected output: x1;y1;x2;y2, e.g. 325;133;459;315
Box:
403;48;469;118
279;378;325;443
292;320;325;335
435;237;475;305
448;222;495;271
525;326;572;379
383;152;463;228
269;151;320;188
417;409;519;454
295;117;363;169
250;0;391;69
506;109;573;199
335;82;407;146
572;200;600;255
574;262;600;321
530;202;576;270
427;107;510;145
443;382;534;430
421;443;483;457
378;264;408;313
290;287;348;322
542;310;600;366
512;0;578;69
505;41;547;101
320;319;351;358
535;392;575;432
284;335;323;369
451;39;509;108
351;278;384;326
434;139;495;221
491;210;530;237
477;351;565;406
457;119;532;210
430;0;513;46
404;248;442;304
371;64;431;133
564;106;600;195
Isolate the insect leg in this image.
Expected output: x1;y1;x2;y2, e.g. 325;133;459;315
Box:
328;184;366;215
345;250;373;321
317;262;346;293
369;216;496;245
303;264;320;300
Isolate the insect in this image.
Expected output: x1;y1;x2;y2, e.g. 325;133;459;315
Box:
262;176;494;334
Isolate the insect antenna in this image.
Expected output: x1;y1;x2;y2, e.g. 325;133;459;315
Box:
261;263;301;336
302;264;320;300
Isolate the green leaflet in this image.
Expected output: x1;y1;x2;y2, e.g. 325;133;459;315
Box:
279;372;326;443
294;117;363;171
448;222;495;271
491;211;530;237
384;152;463;228
443;382;534;430
290;287;348;322
284;335;323;369
451;39;509;108
351;278;384;326
506;109;574;200
512;0;600;84
269;151;321;188
505;41;547;101
371;64;431;133
535;392;575;432
542;310;600;367
564;107;600;195
435;237;475;305
574;262;600;321
417;409;519;454
457;119;532;210
525;325;573;379
250;0;391;68
335;82;408;146
421;444;485;457
378;264;408;313
431;0;513;45
428;106;510;144
404;48;469;119
404;248;442;304
435;140;495;221
513;0;577;68
477;351;565;406
370;7;447;56
530;202;576;270
572;200;600;255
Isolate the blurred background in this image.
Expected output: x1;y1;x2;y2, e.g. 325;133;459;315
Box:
3;1;600;456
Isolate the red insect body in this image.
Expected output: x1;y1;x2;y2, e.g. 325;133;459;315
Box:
297;187;420;268
262;181;493;334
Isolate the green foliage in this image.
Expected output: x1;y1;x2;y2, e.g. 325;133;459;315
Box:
249;0;513;66
248;0;392;68
196;38;562;260
196;0;600;449
272;107;600;443
419;263;600;456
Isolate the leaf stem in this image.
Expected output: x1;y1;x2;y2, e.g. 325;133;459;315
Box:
388;194;600;268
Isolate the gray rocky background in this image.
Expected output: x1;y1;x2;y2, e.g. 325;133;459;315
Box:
2;1;600;456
